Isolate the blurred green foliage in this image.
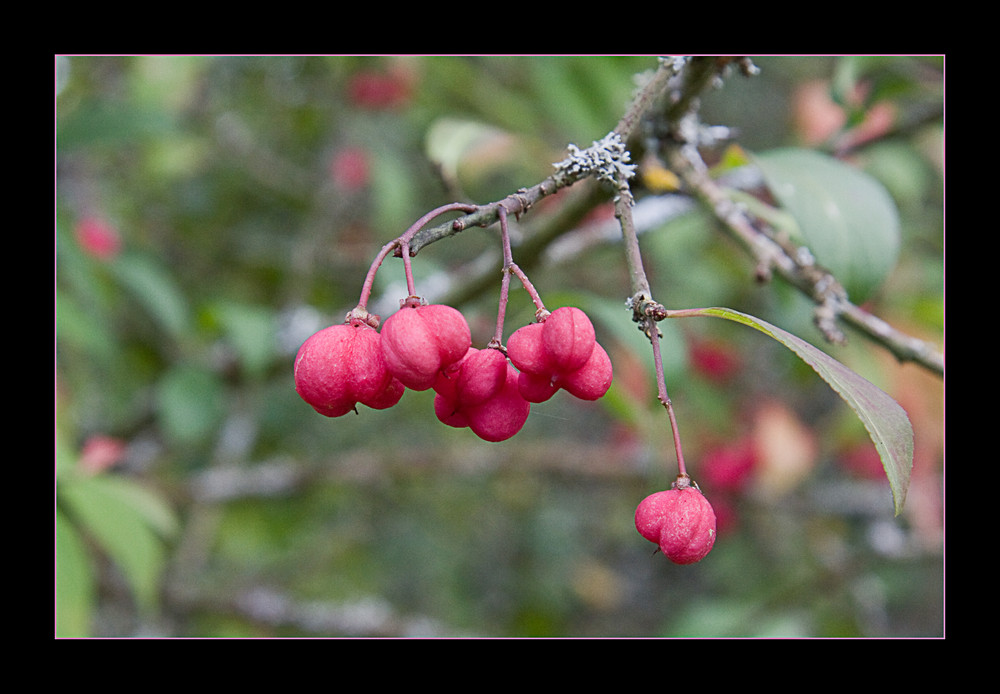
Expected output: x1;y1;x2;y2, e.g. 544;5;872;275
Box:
55;56;944;637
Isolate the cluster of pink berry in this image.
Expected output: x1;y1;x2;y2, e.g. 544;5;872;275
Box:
293;186;722;565
634;478;718;564
293;299;613;443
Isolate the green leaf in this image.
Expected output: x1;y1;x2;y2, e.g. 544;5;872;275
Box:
206;300;277;378
110;251;192;339
673;306;913;515
155;362;227;446
753;148;901;302
56;509;96;637
58;474;178;614
57;100;177;151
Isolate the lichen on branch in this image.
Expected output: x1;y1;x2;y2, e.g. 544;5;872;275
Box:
551;131;637;188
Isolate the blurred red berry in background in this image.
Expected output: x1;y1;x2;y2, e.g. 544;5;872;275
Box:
688;337;741;383
347;70;411;110
79;434;127;474
837;442;887;481
329;146;371;191
74;216;121;261
709;495;740;535
701;438;758;494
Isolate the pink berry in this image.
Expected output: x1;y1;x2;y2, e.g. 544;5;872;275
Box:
432;347;474;403
380;303;472;391
507;307;612;403
515;371;559;403
634;486;717;565
294;322;404;417
433;347;504;407
362;377;406;411
452;347;509;408
560;342;613;401
434;390;470;428
434;350;530;442
635;489;677;544
505;322;548;373
542;306;596;372
464;362;530;442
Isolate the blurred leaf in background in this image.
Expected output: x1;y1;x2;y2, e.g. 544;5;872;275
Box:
55;56;943;637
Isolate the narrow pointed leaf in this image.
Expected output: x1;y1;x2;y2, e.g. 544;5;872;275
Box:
677;306;913;515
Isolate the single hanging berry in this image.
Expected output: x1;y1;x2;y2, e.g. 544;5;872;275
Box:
294;321;404;417
634;480;717;565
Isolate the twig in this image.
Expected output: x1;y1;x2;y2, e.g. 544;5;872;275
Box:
407;57;688;256
615;179;689;481
400;56;943;378
665;142;944;377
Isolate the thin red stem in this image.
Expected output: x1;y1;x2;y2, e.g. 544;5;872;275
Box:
648;324;688;479
491;204;550;348
400;240;416;297
615;183;689;482
509;263;547;315
355;240;400;312
354;202;478;313
491;205;514;347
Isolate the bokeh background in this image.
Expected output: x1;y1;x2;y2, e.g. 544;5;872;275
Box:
56;55;944;637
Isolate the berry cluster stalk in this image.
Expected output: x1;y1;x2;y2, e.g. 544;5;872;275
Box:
352;202;478;325
491;204;549;348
